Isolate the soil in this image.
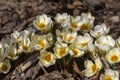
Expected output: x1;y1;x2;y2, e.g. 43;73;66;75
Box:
0;0;120;80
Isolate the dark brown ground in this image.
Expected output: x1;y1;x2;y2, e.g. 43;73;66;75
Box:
0;0;120;80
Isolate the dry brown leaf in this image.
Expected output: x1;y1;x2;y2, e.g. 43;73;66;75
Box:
73;0;83;7
67;4;75;9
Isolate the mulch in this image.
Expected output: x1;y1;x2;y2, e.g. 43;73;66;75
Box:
0;0;120;80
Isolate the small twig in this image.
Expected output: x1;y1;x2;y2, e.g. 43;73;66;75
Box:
39;63;47;73
64;69;71;78
32;64;41;79
20;52;39;72
73;61;84;80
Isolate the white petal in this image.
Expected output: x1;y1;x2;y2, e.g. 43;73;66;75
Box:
84;60;94;69
95;58;102;71
100;74;105;80
84;69;96;77
105;69;116;76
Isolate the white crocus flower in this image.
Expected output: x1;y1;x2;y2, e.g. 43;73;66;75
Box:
90;23;109;38
19;36;32;53
74;33;93;51
30;35;50;51
105;48;120;64
100;69;119;80
69;16;82;31
84;58;102;77
95;35;115;52
69;44;84;57
80;13;94;32
5;45;18;60
54;41;69;59
20;28;35;39
1;37;12;48
39;51;56;67
116;37;120;48
11;30;20;43
54;13;70;27
62;29;77;43
0;59;11;74
33;14;53;32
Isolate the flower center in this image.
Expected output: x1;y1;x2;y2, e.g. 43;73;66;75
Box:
59;48;66;56
61;19;65;23
81;42;88;47
23;45;29;51
70;22;78;28
72;49;78;55
111;55;118;62
104;76;112;80
91;65;96;72
1;63;8;71
37;22;46;28
44;54;51;62
67;36;73;41
98;32;101;35
8;52;14;58
81;24;88;30
39;40;45;48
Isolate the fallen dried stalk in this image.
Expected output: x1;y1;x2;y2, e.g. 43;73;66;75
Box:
11;52;39;79
73;61;84;80
101;57;110;69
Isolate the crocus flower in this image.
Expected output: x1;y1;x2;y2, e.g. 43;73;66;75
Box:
105;48;120;64
39;51;56;67
95;35;115;52
0;59;11;74
11;30;20;43
69;16;82;31
74;33;93;51
84;58;102;77
33;14;53;33
5;45;18;60
80;12;94;32
54;13;70;27
60;29;77;43
30;35;50;51
54;41;69;59
19;35;32;53
90;23;109;38
100;69;119;80
69;44;84;57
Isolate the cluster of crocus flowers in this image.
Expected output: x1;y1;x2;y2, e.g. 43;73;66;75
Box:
0;28;35;73
0;12;120;80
